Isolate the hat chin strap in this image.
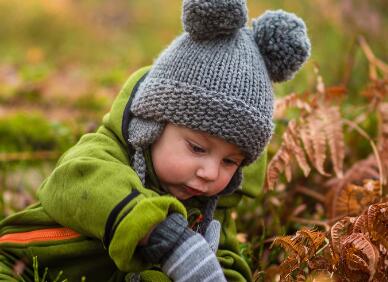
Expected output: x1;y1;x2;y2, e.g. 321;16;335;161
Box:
132;148;147;184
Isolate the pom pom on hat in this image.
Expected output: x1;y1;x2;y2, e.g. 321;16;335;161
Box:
252;10;311;82
182;0;248;41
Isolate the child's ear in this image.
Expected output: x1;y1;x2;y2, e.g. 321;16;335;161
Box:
252;10;311;83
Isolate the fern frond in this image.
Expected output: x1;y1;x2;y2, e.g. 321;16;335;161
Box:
367;202;388;249
341;233;379;279
319;106;345;178
274;93;312;119
300;113;328;176
330;217;354;254
272;236;303;258
287;120;311;177
266;145;291;189
297;228;326;255
330;182;380;219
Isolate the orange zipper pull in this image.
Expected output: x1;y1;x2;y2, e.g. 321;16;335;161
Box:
0;227;81;244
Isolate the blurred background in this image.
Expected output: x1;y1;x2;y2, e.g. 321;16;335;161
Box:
0;0;387;275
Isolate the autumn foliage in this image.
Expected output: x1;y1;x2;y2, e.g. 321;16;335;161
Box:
262;37;388;281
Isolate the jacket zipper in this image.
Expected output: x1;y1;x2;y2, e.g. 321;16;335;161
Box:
0;227;81;244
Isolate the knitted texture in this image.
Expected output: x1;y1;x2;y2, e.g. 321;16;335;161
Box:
131;29;274;164
138;213;190;264
203;219;221;253
139;213;222;279
161;233;226;282
128;117;164;183
182;0;248;41
253;10;311;82
128;1;310;235
131;5;310;164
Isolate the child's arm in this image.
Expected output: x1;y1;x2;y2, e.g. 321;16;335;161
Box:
37;126;187;272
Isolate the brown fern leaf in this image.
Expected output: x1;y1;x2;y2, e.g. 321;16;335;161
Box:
287;120;311;177
307;257;333;274
352;213;368;234
266;119;309;189
361;79;388;101
318;106;345;178
374;244;388;282
275;229;328;281
325;155;379;191
300;113;329;176
325;156;380;218
326;180;380;219
330;217;355;255
278;256;300;282
266;145;291;189
339;233;379;280
296;228;326;256
366;202;388;249
280;146;293;183
272;235;305;258
274;92;312;119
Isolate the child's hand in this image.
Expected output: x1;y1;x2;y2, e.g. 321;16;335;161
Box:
161;227;226;282
203;219;221;253
138;213;226;281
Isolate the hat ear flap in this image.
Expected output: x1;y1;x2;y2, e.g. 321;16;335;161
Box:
252;10;311;83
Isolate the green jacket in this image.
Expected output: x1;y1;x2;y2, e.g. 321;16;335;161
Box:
0;67;266;282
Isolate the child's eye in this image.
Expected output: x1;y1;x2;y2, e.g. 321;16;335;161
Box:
223;158;239;166
188;142;206;153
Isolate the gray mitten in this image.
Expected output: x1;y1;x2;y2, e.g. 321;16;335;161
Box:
203;219;221;253
139;213;226;282
161;229;226;282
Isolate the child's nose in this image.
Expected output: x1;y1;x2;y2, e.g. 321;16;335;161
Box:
196;159;220;181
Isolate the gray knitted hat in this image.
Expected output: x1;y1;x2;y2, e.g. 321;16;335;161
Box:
128;1;310;196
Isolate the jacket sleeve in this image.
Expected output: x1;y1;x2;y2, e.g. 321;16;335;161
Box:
37;126;187;273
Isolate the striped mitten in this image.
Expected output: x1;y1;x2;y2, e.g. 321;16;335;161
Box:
161;229;226;282
203;219;221;253
138;213;226;282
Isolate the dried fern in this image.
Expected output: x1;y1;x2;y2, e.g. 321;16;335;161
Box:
326;180;380;219
267;103;345;190
272;228;327;280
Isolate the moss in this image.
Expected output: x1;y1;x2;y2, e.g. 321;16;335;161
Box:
0;113;74;152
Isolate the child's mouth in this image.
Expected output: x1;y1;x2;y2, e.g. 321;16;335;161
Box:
182;185;203;196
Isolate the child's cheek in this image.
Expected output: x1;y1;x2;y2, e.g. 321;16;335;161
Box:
214;170;236;193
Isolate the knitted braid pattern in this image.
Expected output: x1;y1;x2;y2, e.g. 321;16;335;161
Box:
128;118;164;184
132;149;147;184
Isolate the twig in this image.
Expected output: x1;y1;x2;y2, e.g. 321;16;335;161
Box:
343;119;385;194
316;237;330;255
358;36;388;79
295;185;326;203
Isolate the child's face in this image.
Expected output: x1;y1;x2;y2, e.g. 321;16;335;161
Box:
151;123;244;200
